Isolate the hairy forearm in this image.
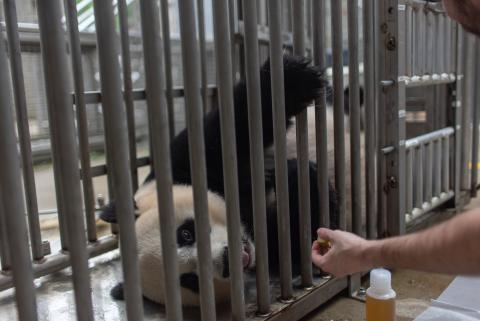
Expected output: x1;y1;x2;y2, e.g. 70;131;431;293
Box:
365;209;480;274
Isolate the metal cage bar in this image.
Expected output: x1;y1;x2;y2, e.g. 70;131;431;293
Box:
118;0;139;192
37;1;94;319
347;0;363;236
363;0;378;239
312;0;330;230
198;0;209;114
0;25;38;321
240;0;271;314
160;0;176;138
138;1;183;319
92;1;145;320
212;0;247;319
292;0;313;288
267;0;294;300
3;0;44;260
330;0;347;230
177;1;217;319
64;0;97;243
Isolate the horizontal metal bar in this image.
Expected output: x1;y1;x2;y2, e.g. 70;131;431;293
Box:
406;191;454;223
76;86;218;105
0;236;118;291
400;75;456;87
405;127;454;149
81;156;150;179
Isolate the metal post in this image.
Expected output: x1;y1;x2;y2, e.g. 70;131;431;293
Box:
424;141;433;209
413;146;424;218
292;0;313;288
330;0;346;230
64;0;97;243
3;0;44;259
160;0;176;138
313;0;330;230
0;186;12;271
240;0;270;314
0;26;38;321
425;9;434;76
433;138;442;203
212;0;246;319
363;0;378;239
37;1;94;319
348;0;362;236
139;1;183;319
118;0;139;191
453;26;463;206
177;1;217;319
471;41;480;196
442;135;450;196
197;0;209;114
267;0;293;300
406;4;413;77
405;148;413;217
378;0;406;236
92;1;144;320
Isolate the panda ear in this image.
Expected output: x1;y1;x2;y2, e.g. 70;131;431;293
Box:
99;199;139;223
99;201;118;223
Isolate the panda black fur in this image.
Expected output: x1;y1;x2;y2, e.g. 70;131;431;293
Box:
101;55;340;306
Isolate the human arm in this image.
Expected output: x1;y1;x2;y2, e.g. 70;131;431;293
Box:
311;208;480;277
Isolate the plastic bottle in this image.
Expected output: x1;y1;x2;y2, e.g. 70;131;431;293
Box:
366;268;396;321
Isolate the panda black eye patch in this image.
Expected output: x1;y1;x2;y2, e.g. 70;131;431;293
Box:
176;218;196;247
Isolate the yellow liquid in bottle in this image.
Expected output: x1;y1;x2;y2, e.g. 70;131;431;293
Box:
366;295;396;321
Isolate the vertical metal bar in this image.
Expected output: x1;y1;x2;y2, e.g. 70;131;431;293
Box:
418;5;425;77
197;0;209;114
313;0;330;229
160;0;176;138
405;148;413;215
212;1;246;319
267;0;293;300
405;4;413;77
444;14;452;76
413;146;424;216
139;1;183;319
461;33;475;190
177;1;217;319
471;41;480;196
433;138;442;202
425;9;434;76
0;26;38;321
229;0;238;81
330;0;346;230
240;0;270;314
348;0;362;236
448;18;455;75
0;188;12;271
37;2;94;320
64;0;97;243
442;135;450;195
92;1;144;320
439;13;446;77
412;6;419;77
378;0;406;236
363;0;378;239
118;0;139;191
453;26;463;206
3;0;44;259
292;0;313;289
424;141;433;207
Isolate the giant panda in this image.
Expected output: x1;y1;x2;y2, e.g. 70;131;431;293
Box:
101;55;344;306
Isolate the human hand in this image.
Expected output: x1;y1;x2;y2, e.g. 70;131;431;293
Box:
311;228;374;277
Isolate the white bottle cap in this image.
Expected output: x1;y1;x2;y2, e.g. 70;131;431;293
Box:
369;268;392;295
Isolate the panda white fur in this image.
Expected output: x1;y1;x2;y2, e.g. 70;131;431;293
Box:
101;55;360;306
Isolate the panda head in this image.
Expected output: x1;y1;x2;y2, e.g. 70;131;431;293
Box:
134;181;255;306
